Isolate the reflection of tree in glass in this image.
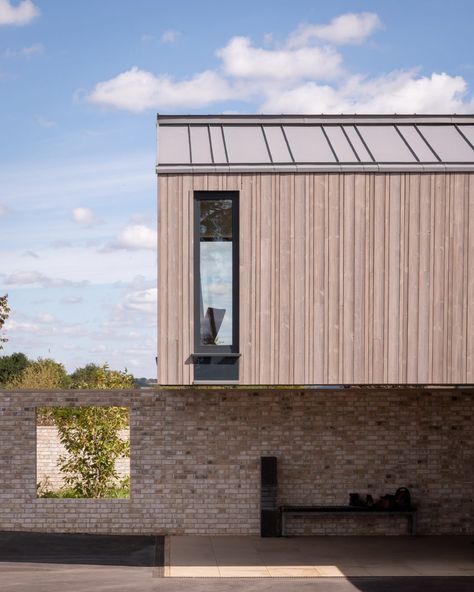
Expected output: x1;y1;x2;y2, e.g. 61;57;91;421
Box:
200;200;232;240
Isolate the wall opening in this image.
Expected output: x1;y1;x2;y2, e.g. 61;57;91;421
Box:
36;406;130;499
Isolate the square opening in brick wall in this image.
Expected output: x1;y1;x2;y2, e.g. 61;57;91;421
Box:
36;406;130;499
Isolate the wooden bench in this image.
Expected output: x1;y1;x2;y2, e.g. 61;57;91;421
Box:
280;505;417;536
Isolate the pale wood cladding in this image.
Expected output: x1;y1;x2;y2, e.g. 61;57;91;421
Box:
158;173;474;385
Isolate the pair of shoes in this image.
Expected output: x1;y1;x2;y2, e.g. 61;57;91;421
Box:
349;493;374;507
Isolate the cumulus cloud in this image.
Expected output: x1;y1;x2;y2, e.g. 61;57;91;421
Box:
72;207;102;226
262;71;471;114
88;67;235;112
4;270;87;288
61;295;83;304
35;115;56;128
86;11;474;114
3;42;43;57
0;0;39;26
161;29;180;44
287;12;382;47
217;36;342;81
36;312;56;323
22;250;39;259
123;288;157;314
106;224;155;251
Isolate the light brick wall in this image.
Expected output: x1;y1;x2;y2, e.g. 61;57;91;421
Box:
0;388;472;535
36;426;130;491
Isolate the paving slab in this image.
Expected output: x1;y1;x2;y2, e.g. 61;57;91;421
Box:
167;535;474;578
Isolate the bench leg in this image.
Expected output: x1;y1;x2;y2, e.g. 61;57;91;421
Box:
410;513;417;535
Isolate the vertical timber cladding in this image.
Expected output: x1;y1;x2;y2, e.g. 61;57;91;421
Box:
158;172;474;385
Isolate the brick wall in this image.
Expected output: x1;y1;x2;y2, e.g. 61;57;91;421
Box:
0;388;472;535
36;426;130;491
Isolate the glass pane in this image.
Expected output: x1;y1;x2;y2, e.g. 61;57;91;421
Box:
199;200;233;346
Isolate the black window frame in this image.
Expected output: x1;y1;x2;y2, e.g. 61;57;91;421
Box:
193;191;240;381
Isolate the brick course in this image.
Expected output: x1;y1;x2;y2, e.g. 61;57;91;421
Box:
0;388;472;535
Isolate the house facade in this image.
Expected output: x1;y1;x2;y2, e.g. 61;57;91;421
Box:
157;114;474;386
0;115;473;538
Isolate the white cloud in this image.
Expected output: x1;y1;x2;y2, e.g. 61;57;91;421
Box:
262;71;471;114
287;12;382;47
85;12;474;115
35;115;56;128
22;250;39;258
36;312;56;323
161;29;180;44
217;36;342;81
107;224;156;251
72;207;102;226
61;295;83;304
3;42;43;57
123;287;157;314
4;270;87;288
0;0;39;26
141;33;156;44
0;204;9;216
88;66;234;112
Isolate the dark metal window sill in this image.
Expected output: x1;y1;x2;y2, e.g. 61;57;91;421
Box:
192;353;241;358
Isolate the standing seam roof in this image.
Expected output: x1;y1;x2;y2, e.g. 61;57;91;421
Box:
156;115;474;173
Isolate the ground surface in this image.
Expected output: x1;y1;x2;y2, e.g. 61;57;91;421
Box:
0;532;473;592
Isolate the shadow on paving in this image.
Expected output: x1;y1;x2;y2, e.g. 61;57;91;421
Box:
0;531;164;567
346;576;474;592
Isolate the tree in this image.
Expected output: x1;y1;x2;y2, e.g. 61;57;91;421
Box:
0;294;9;350
47;406;130;498
69;363;134;389
7;358;70;389
0;352;30;386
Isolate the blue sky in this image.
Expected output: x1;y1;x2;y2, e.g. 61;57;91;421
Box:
1;0;474;377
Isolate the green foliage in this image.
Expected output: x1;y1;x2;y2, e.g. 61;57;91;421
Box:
6;358;70;390
0;352;29;386
0;294;9;350
43;406;130;498
69;363;134;389
37;475;130;499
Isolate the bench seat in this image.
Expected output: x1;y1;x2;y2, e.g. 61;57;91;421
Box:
280;505;417;536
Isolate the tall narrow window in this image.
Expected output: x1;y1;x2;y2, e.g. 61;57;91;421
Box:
194;191;239;381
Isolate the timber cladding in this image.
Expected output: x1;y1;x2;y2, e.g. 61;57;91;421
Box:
0;388;473;535
158;172;474;385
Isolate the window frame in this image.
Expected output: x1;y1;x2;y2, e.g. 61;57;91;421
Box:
193;191;240;374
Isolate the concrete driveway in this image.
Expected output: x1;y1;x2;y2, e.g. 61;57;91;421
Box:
1;532;473;592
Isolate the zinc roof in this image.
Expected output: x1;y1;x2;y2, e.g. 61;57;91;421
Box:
156;114;474;173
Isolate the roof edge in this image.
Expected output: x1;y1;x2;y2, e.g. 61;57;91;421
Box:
157;113;474;125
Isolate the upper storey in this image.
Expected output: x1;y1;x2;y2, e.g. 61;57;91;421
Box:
156;114;474;174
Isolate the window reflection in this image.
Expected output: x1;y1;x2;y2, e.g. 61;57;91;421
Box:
199;200;233;346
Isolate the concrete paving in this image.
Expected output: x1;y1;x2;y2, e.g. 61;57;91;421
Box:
0;532;473;592
167;535;474;578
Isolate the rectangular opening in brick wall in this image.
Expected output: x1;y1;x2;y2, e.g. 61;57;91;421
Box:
36;407;130;499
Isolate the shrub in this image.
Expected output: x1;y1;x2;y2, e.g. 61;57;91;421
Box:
6;358;70;389
44;406;130;498
0;352;29;386
69;363;134;389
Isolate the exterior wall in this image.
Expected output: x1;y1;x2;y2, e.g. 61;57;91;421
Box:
158;172;474;385
1;388;473;535
36;426;130;491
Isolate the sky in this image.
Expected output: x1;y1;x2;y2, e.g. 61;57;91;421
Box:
1;0;474;378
